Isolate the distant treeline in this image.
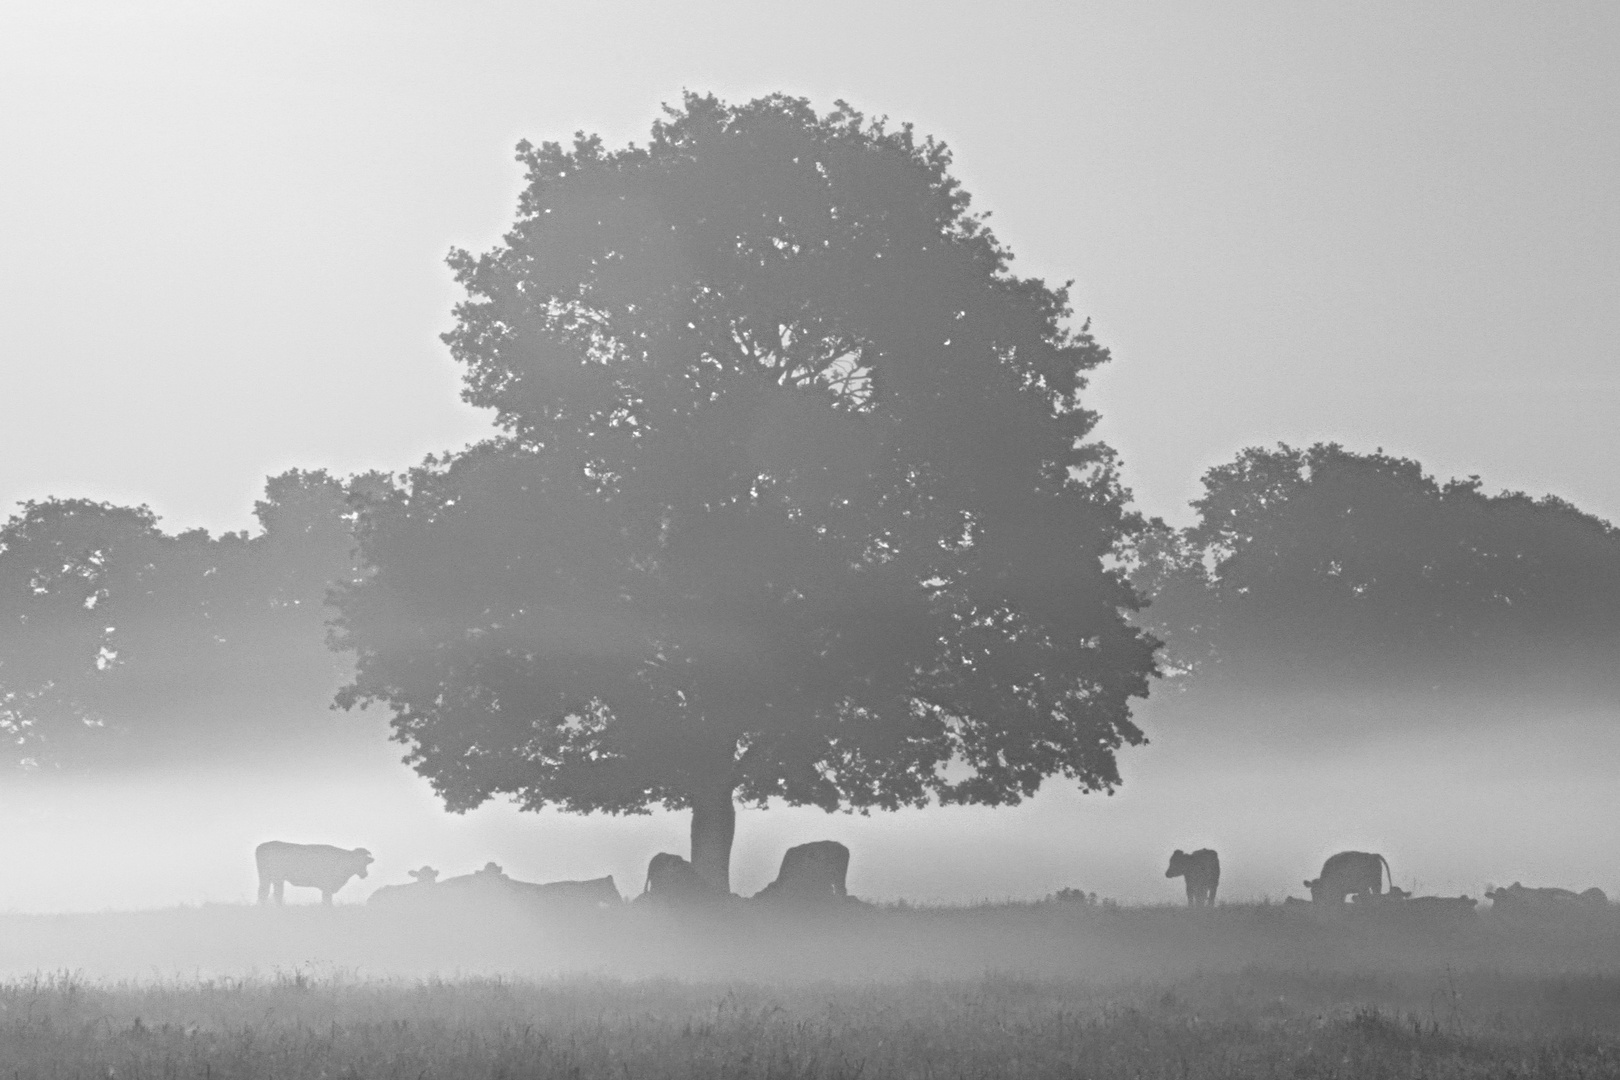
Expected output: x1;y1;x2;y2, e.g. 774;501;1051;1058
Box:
0;470;362;765
5;443;1614;769
1129;442;1620;707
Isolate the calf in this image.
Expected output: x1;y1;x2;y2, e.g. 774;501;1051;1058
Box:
1165;848;1220;907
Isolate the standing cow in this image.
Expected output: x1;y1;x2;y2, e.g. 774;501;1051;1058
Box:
256;841;374;905
1165;848;1220;906
1305;851;1392;904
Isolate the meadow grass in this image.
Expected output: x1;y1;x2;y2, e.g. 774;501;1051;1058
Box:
4;901;1620;1076
4;968;1620;1078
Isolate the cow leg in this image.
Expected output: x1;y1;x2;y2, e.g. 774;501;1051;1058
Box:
321;889;334;906
273;880;284;905
1185;880;1196;906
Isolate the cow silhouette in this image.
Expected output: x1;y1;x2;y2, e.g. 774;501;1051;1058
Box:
1164;848;1220;906
753;841;850;903
1486;882;1609;914
256;841;373;905
1304;851;1391;904
370;863;619;909
641;852;709;902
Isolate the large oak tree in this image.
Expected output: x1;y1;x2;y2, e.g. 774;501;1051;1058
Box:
332;94;1158;891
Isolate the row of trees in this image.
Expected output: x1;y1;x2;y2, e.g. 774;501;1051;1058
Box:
0;470;359;766
1130;442;1620;699
3;94;1615;890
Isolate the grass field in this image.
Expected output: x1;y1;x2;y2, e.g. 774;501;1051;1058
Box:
4;900;1620;1076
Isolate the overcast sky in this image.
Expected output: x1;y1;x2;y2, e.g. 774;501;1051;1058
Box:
3;0;1615;534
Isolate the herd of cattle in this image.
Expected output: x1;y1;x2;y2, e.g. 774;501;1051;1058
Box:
252;840;1611;918
1163;846;1611;916
251;838;851;910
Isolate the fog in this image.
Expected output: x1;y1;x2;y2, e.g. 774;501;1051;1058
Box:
3;691;1614;915
1;3;1615;951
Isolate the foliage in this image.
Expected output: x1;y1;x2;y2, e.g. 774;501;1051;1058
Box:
0;470;360;766
332;93;1157;885
1128;442;1620;693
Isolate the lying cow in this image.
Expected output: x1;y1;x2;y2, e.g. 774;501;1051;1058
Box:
1352;890;1477;918
432;863;621;904
517;876;622;906
1305;851;1392;904
753;841;851;904
1165;848;1220;907
1486;882;1609;914
1404;895;1479;916
256;841;373;905
371;863;620;909
1352;886;1412;904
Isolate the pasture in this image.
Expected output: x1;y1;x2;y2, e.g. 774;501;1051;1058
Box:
4;900;1620;1076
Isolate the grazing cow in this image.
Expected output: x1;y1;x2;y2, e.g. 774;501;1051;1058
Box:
256;841;373;905
1304;851;1392;904
1486;882;1609;913
642;852;708;902
1164;848;1220;907
408;866;439;884
753;841;851;903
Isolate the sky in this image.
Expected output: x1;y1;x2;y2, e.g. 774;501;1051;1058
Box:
0;1;1617;912
2;0;1615;534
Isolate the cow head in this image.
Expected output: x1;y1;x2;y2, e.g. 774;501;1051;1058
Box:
1304;877;1325;902
1166;850;1189;878
353;848;374;878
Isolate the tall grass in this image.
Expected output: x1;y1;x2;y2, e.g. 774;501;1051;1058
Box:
4;902;1619;1076
3;968;1619;1078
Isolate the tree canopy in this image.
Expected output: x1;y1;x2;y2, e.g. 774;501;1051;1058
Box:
332;93;1159;890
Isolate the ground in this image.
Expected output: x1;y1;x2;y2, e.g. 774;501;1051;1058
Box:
3;901;1618;1077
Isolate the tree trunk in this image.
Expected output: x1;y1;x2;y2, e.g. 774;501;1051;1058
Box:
689;784;736;894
